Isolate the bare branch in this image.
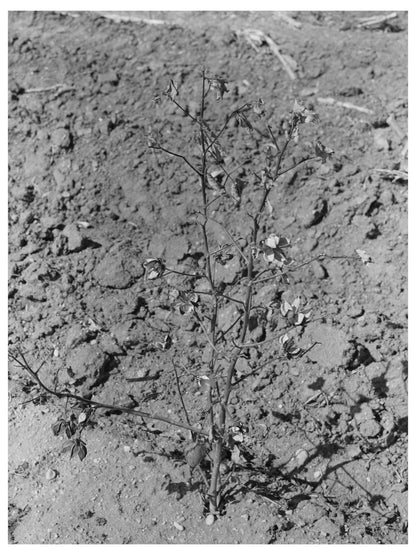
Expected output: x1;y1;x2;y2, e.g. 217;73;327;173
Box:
149;144;202;177
10;350;207;437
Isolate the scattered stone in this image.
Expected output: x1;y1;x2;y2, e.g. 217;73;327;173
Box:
347;305;365;318
100;290;147;323
173;521;184;531
296;500;326;524
110;319;148;349
51;127;72;152
40;215;62;230
205;514;215;526
295;448;308;467
341;163;360;177
65;324;91;350
366;221;381;239
311;261;328;279
99;333;124;355
314;516;340;537
346;444;362;458
354;405;382;438
19;209;35;227
305;236;319;252
286;448;309;472
297;197;327;229
249;324;265;343
23;151;50;179
63;223;87;252
373;129;391;151
45;468;58;481
66;344;111;389
98;70;119;85
18;283;47;301
93;251;144;289
379;189;395;206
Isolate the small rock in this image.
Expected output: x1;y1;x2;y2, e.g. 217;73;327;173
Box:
63;223;87;252
354;405;382;438
51;127;72;152
173;521;184;531
98;333;124;355
314;516;339;537
373;129;391;151
19;209;35;227
346;444;362;458
66;345;111;390
65;324;91;350
205;514;215;526
299;198;328;228
312;261;327;279
110;319;148;349
305;236;319;252
296;501;326;524
41;215;62;230
295;448;309;467
249;324;265;343
45;468;58;481
347;305;364;318
98;70;119;85
379;189;395;206
341;163;360;177
94;250;144;289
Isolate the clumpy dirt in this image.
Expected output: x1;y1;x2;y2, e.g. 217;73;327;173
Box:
8;11;408;544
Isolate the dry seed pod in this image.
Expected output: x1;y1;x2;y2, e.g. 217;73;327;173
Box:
185;443;206;469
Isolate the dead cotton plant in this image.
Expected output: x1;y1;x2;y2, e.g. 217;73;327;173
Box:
10;69;370;523
145;70;363;516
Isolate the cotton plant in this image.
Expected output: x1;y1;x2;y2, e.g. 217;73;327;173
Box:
11;70;371;523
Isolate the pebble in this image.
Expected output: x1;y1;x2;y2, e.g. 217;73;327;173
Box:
63;223;87;252
312;261;328;279
45;468;58;481
347;305;365;318
295;449;309;467
300;198;328;228
51;127;72;152
93;250;144;289
205;514;215;526
173;521;184;531
304;236;319;252
373;129;391;151
379;189;395;206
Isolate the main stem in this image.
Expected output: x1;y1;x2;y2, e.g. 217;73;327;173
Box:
207;123;295;513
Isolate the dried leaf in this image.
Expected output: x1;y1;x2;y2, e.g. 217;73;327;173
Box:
209;77;229;101
315;140;334;163
165;80;179;101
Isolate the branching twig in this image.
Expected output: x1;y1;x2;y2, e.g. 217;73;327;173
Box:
149;144;202;177
10;350;207;437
